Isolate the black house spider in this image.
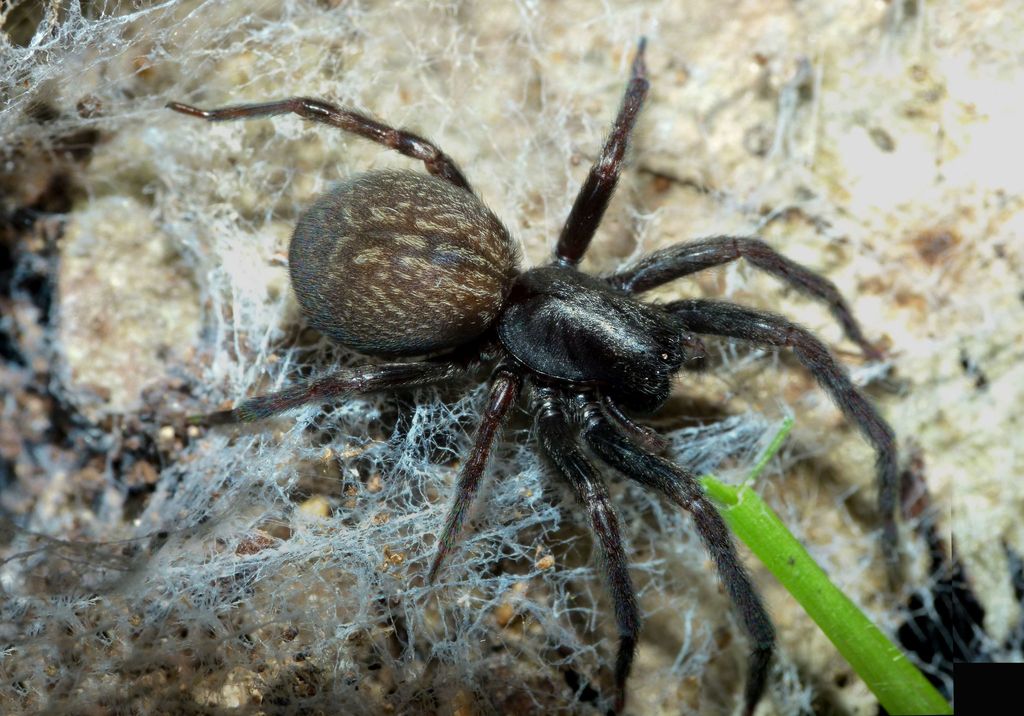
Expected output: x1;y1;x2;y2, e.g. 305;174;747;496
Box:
170;39;898;715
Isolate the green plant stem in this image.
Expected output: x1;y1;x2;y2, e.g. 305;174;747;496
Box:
700;418;951;715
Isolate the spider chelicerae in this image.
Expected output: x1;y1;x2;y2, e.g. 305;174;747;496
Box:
170;39;898;715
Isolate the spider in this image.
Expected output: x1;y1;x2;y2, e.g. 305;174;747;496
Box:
169;39;898;715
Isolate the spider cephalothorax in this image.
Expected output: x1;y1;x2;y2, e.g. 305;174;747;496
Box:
171;39;898;715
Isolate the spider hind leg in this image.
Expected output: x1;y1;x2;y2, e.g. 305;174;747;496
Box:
167;97;471;189
428;369;521;583
187;361;467;426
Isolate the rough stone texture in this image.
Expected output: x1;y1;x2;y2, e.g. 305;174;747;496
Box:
58;196;200;418
1;1;1020;714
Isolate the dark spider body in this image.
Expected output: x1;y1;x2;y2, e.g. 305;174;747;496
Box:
170;39;898;715
499;267;695;412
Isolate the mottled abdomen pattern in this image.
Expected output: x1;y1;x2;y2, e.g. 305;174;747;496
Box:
289;170;520;355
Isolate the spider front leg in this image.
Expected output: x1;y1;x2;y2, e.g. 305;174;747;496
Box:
609;236;884;360
534;387;640;712
167;97;471;189
555;39;649;266
579;399;774;716
189;360;467;425
667;298;900;581
427;368;521;583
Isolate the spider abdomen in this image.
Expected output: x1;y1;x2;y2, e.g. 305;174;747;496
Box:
289;170;520;355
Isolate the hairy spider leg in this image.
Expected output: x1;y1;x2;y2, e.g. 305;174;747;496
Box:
580;399;774;716
609;236;884;360
667;299;900;582
167;98;471;189
534;387;640;713
428;369;522;583
555;38;649;266
189;361;467;425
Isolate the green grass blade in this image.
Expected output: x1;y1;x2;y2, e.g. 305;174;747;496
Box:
700;418;951;715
